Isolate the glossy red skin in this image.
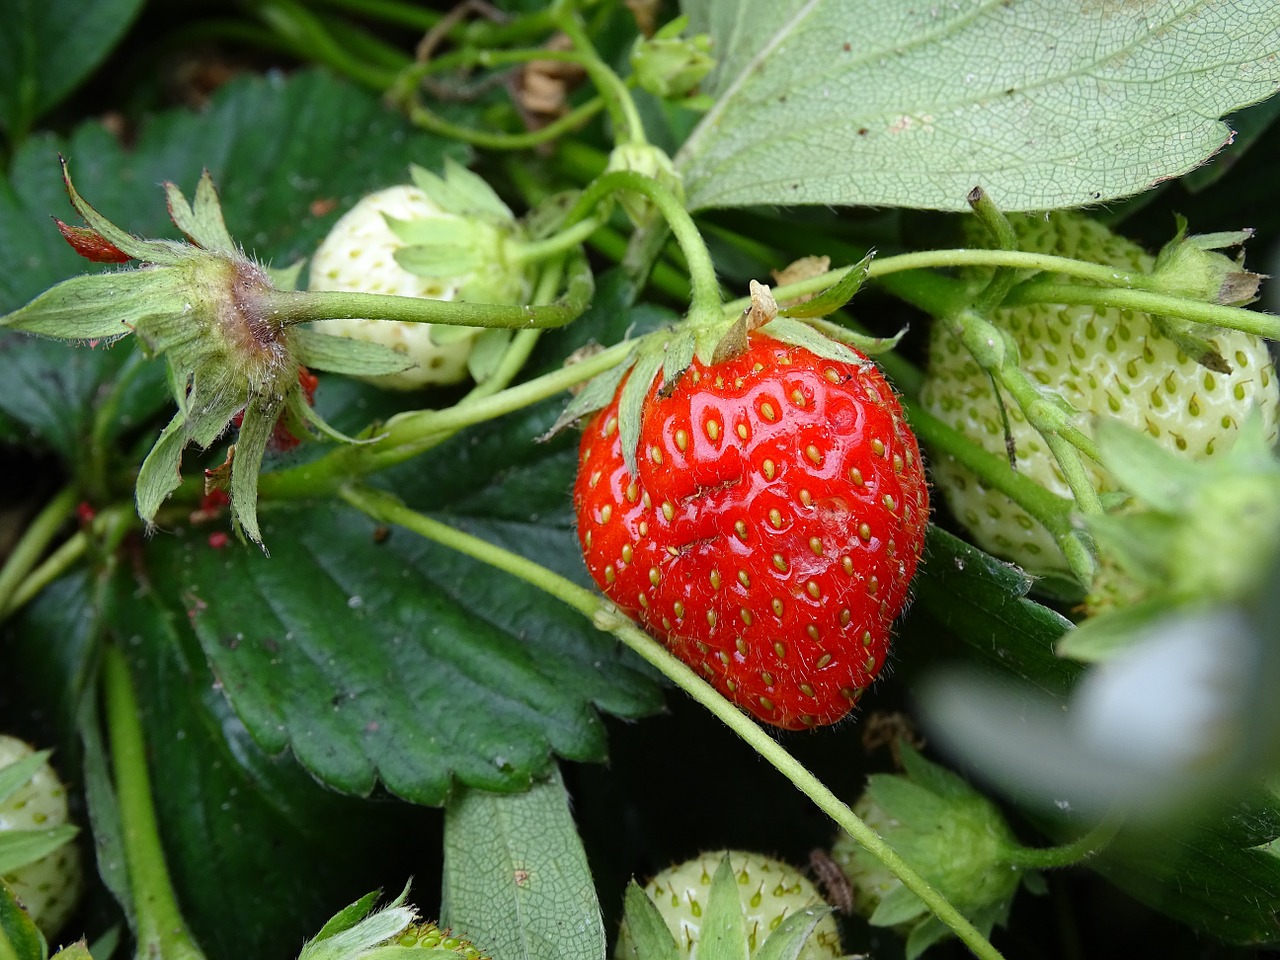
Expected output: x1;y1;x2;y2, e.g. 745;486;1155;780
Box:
574;334;929;729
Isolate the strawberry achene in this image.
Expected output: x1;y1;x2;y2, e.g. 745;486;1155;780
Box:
574;333;928;729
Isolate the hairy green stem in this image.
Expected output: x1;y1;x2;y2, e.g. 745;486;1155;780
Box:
102;644;208;960
338;485;1007;960
0;486;78;618
511;215;606;265
567;170;722;324
1003;813;1123;870
258;251;592;330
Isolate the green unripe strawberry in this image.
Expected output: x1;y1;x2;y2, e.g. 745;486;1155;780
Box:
615;850;842;960
308;160;532;390
0;735;83;941
920;211;1279;575
831;745;1034;960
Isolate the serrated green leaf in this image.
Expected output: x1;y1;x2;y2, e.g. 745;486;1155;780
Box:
0;827;78;875
292;328;417;378
696;857;749;960
139;394;662;802
754;908;831;960
678;0;1280;211
619;882;680;960
0;752;52;806
777;255;872;319
442;767;604;960
0;879;45;960
91;570;418;960
619;349;664;477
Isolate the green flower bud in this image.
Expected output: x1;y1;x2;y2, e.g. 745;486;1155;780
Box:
630;16;715;100
605;143;684;228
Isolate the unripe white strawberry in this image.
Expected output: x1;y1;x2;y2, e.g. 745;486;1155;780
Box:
308;161;532;390
0;735;83;940
615;850;842;960
920;211;1280;575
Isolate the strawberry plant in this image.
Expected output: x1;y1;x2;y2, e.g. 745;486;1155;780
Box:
2;2;1280;960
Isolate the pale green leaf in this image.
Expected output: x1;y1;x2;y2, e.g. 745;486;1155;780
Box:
441;766;604;960
678;0;1280;211
0;825;78;874
292;328;417;377
1;269;185;342
754;908;831;960
0;751;52;805
696;857;750;960
660;330;697;394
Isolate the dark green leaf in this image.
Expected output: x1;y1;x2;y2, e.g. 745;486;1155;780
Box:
441;767;605;960
911;527;1078;695
0;0;144;139
98;568;422;960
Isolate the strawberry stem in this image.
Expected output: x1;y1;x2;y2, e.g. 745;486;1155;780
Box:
1001;812;1123;870
0;486;77;619
102;644;209;960
566;170;723;326
337;485;1010;960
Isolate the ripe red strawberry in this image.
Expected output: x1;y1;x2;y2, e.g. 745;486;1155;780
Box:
574;332;929;729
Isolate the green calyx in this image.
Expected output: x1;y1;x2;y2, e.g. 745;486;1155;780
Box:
393;158;533;306
0;164;414;546
831;745;1034;960
550;266;883;479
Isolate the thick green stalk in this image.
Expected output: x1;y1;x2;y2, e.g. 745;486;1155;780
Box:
102;645;208;960
338;485;1008;960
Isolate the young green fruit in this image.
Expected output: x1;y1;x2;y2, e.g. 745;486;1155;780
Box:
308;161;532;390
0;735;82;941
920;210;1279;575
615;850;842;960
831;745;1034;960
